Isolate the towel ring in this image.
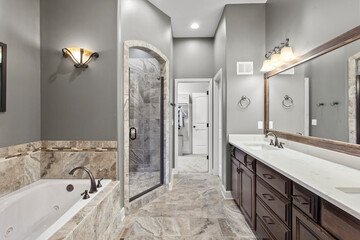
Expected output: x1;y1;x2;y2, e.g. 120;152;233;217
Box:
282;95;294;108
238;96;251;109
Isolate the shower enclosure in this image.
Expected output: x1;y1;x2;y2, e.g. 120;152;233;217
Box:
128;48;164;201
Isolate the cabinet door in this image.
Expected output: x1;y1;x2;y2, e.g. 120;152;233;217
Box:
231;158;240;206
293;206;335;240
240;163;256;229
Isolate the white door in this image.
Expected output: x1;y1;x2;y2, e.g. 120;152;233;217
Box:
192;93;209;154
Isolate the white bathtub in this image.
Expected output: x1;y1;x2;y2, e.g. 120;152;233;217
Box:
0;179;111;240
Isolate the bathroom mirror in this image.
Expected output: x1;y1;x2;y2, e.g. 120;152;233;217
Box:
0;42;6;112
265;25;360;156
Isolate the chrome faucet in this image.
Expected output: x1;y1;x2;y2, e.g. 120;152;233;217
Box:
265;132;279;147
69;167;97;193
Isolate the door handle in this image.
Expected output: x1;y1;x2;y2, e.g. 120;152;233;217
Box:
129;127;137;140
193;126;196;128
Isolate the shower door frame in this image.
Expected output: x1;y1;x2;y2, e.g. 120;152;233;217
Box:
123;40;170;210
128;75;165;202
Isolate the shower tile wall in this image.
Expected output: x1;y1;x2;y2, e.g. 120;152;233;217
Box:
129;58;161;174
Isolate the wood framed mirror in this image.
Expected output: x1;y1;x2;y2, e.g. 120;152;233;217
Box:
0;42;7;112
264;25;360;157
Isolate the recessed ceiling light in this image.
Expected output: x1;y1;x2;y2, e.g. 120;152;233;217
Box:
190;23;200;29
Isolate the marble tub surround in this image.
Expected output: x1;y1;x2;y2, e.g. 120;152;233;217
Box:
0;141;41;198
114;173;255;240
229;134;360;221
41;140;118;180
49;181;122;240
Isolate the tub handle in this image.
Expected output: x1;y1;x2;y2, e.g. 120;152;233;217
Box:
97;178;104;188
81;190;90;200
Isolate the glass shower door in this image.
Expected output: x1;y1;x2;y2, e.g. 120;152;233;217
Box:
129;48;163;201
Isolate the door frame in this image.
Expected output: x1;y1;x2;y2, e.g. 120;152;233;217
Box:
213;69;222;179
174;78;213;174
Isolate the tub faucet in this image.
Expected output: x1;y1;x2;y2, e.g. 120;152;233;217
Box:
265;132;279;147
69;167;97;193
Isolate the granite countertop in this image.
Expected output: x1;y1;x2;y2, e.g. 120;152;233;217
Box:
229;134;360;220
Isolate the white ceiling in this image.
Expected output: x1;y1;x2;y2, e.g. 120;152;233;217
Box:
148;0;267;38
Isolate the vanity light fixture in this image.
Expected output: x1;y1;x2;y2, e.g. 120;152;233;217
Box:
62;47;99;68
190;23;200;29
261;38;295;72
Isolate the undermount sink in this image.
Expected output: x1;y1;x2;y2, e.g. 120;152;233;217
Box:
244;143;279;151
336;187;360;194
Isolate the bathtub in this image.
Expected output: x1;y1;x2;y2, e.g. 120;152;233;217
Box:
0;179;111;240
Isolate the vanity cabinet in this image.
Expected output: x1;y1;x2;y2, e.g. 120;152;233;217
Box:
320;199;360;240
230;144;360;240
239;162;256;228
230;146;256;229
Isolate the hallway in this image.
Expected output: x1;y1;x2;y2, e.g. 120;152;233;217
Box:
115;174;256;239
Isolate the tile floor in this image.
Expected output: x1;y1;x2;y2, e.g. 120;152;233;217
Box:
130;171;161;198
115;173;256;240
178;154;208;173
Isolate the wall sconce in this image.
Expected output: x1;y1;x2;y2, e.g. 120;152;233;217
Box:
62;48;99;68
261;38;295;72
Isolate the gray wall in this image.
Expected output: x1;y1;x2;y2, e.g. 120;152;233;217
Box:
224;4;266;190
40;0;118;140
173;38;214;78
0;0;41;147
266;0;360;56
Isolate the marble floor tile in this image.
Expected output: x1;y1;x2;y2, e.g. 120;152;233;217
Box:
114;173;256;240
177;155;208;173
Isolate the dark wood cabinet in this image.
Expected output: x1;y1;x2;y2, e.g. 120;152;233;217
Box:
292;183;318;222
230;144;360;240
320;199;360;240
293;206;336;240
231;146;256;229
257;177;291;227
239;163;256;228
231;157;241;206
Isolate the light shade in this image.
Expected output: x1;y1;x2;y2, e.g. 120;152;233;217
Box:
280;46;295;62
270;53;283;68
62;48;99;68
260;59;275;72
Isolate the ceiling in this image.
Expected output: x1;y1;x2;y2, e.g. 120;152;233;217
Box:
148;0;267;38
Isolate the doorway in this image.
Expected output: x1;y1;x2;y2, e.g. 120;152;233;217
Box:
174;79;213;173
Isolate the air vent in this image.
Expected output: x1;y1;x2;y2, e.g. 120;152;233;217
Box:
237;62;253;75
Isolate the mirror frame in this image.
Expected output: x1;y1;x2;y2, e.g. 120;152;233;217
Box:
264;25;360;157
0;42;7;112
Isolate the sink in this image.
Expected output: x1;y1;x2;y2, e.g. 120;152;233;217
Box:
244;143;279;151
336;187;360;194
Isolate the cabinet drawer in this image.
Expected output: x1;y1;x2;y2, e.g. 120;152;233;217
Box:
234;147;246;165
257;161;291;199
320;199;360;240
292;183;318;222
256;216;274;240
245;155;256;172
256;198;291;240
257;178;291;227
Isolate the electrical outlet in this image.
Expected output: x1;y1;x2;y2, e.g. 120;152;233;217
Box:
269;121;274;129
258;121;263;130
312;119;317;126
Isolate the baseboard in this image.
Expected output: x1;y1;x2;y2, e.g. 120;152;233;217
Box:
221;184;233;199
120;207;126;221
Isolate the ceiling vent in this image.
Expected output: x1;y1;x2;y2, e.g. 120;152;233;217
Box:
237;62;253;75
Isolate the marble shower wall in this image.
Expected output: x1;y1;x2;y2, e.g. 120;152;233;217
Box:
129;58;161;173
0;141;117;198
0;141;41;198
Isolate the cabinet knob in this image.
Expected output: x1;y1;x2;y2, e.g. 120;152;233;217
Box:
263;174;274;179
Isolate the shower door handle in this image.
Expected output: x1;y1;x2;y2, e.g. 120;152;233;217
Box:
129;127;137;140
